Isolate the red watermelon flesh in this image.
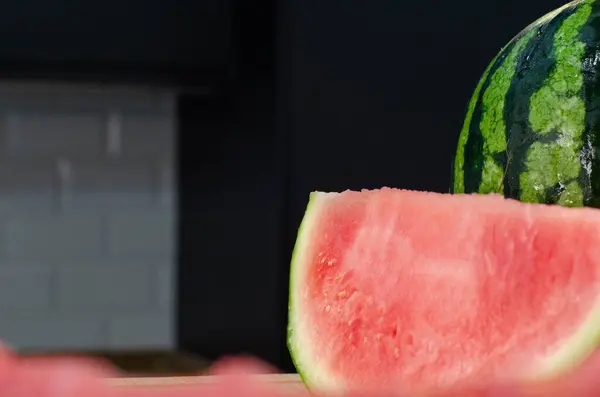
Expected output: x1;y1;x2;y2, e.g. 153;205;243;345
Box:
287;188;600;394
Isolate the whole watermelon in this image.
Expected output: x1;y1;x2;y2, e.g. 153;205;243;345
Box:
451;0;600;207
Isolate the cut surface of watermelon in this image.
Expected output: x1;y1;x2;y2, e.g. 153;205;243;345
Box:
287;188;600;393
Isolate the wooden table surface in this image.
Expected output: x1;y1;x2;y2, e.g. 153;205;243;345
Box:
108;374;305;389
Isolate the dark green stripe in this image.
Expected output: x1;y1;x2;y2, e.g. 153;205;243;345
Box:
517;3;592;206
581;1;600;206
463;45;516;193
503;8;577;200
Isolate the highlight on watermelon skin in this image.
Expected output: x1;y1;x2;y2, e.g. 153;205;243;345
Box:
287;188;600;394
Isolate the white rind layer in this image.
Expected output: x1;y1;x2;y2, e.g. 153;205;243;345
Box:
287;192;346;393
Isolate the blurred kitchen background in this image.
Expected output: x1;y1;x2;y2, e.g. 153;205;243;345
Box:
0;0;574;375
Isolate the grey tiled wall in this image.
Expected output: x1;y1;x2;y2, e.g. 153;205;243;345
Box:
0;82;176;350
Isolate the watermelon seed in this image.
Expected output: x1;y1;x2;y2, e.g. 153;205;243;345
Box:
325;305;331;313
393;348;400;358
376;333;383;341
338;291;347;298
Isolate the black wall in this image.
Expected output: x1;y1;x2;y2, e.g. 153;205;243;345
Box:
178;0;285;366
0;0;233;88
179;0;571;372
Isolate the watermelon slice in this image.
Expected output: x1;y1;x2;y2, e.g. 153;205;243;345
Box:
287;188;600;393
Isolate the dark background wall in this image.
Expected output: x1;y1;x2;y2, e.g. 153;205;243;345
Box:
178;0;571;372
0;0;232;87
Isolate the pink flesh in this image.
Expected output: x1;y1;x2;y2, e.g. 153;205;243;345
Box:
302;189;600;391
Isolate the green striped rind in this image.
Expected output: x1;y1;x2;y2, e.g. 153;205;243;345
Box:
453;56;498;193
477;29;536;194
452;0;600;207
520;3;592;206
